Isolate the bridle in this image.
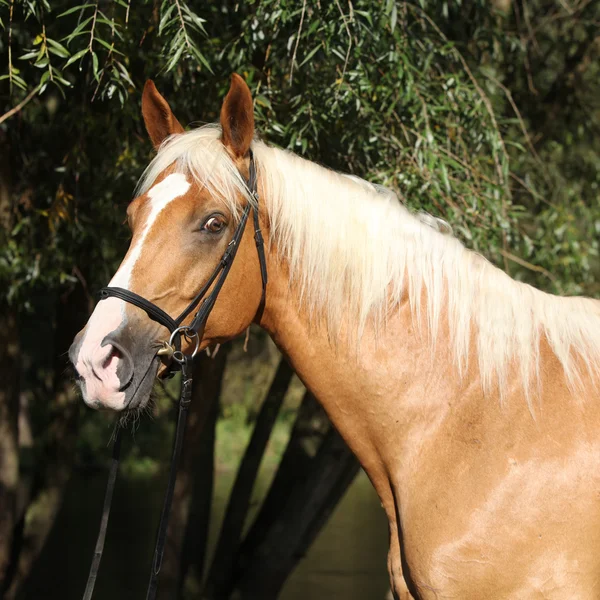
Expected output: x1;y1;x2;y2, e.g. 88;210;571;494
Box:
99;149;267;360
82;150;267;600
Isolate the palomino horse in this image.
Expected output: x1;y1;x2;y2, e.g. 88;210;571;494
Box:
70;74;600;599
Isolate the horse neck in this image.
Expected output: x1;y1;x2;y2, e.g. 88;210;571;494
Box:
257;252;478;492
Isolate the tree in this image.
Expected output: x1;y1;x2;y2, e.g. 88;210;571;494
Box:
1;1;599;598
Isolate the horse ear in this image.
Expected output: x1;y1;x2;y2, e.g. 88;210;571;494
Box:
220;73;254;158
142;80;184;149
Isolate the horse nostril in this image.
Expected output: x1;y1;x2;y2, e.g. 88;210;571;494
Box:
102;346;122;370
102;336;134;391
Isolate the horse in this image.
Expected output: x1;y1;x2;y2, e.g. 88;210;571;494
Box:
69;74;600;599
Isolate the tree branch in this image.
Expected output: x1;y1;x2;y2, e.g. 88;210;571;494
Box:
0;86;41;126
289;0;307;86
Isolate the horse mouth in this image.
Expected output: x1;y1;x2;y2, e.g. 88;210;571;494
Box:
124;355;161;411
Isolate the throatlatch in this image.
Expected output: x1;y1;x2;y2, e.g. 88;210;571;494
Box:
83;150;267;600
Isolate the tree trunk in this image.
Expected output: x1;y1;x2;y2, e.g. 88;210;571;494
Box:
0;310;20;595
0;132;20;595
235;392;326;567
3;285;86;599
234;393;359;600
178;386;219;597
203;358;294;600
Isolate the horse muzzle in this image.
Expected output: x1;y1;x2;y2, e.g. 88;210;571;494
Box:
69;324;159;411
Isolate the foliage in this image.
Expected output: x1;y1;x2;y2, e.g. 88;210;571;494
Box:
1;2;599;596
2;0;600;308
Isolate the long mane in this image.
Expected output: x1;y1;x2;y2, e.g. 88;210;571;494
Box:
138;124;600;400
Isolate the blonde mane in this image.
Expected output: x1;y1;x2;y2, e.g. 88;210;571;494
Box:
138;125;600;399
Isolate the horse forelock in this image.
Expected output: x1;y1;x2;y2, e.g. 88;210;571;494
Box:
137;124;253;221
135;123;600;403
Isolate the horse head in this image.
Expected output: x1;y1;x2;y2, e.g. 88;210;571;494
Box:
69;75;265;410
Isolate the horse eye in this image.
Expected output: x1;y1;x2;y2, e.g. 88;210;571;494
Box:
203;216;225;234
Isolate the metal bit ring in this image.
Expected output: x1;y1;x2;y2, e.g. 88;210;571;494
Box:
168;326;200;363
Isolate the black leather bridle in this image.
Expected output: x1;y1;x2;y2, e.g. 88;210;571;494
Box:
99;149;267;357
83;150;267;600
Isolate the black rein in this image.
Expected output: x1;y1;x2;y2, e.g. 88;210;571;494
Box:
82;151;266;600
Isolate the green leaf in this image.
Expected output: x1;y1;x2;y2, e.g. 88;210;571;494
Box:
159;3;176;34
190;46;213;73
96;38;124;55
183;7;207;33
115;61;134;87
92;52;99;80
64;48;88;68
54;74;72;87
49;46;70;59
19;51;39;60
164;42;184;72
96;16;116;27
256;95;272;109
62;16;93;43
47;38;71;58
57;3;94;18
299;44;321;67
12;74;28;90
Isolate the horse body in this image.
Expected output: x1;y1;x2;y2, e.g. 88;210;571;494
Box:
70;74;600;599
261;256;600;598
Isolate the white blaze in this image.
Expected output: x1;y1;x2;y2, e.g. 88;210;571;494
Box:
109;173;191;289
76;173;191;409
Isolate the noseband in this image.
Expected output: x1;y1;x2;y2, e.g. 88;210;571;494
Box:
83;150;267;600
